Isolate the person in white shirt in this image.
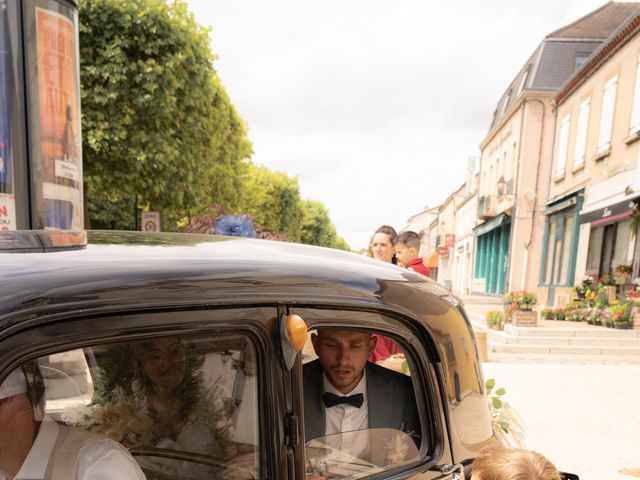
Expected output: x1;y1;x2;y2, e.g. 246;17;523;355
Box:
0;365;145;480
303;329;421;445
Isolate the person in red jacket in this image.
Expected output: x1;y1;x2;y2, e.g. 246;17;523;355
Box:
393;231;430;277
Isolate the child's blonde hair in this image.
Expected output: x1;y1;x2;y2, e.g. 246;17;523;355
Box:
471;446;561;480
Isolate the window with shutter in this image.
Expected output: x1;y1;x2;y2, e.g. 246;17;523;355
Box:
574;98;590;167
597;75;618;153
556;115;570;176
629;57;640;135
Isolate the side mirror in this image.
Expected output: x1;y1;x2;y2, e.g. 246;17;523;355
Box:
278;311;307;371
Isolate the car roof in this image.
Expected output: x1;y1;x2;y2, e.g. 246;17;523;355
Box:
0;230;460;329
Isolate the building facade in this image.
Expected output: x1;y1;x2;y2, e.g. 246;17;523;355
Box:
546;8;640;306
452;177;478;296
474;2;638;297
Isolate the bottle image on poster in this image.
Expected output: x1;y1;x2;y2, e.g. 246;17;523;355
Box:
35;7;83;230
0;3;16;231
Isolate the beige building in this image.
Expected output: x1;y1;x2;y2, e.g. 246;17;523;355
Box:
435;183;475;291
546;6;640;307
474;2;638;297
436;190;457;290
452;175;478;296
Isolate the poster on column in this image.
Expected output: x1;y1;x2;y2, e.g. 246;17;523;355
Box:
36;7;82;230
0;5;14;231
1;2;13;200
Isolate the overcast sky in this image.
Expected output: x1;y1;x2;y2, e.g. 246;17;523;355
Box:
186;0;626;250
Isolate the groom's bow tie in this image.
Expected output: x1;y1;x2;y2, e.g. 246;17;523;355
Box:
323;392;364;408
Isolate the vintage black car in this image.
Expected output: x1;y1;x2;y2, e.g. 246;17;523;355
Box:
0;230;520;480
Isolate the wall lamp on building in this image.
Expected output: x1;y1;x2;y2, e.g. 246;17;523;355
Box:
496;176;506;196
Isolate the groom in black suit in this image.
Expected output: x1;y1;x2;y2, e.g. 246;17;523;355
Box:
303;329;421;446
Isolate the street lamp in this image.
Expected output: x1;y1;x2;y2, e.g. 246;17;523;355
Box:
497;175;506;196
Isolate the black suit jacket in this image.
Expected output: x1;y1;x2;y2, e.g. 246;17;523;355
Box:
303;360;421;444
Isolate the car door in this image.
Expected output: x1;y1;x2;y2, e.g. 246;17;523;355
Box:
288;306;463;480
0;306;286;480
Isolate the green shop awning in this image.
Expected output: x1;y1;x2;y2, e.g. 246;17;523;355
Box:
543;195;578;216
473;214;509;237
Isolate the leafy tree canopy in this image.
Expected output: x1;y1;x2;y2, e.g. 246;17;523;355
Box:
300;199;336;247
300;199;351;251
239;164;304;241
79;0;348;248
79;0;251;229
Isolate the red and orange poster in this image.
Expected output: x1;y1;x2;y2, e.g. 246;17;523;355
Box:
36;7;82;230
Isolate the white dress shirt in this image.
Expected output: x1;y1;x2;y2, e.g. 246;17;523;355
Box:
322;372;369;460
323;371;368;436
0;416;145;480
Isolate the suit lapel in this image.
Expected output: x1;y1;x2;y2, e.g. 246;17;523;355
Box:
304;360;326;441
366;363;391;429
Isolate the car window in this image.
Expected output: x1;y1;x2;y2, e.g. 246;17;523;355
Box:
306;428;420;479
297;309;434;479
29;333;259;480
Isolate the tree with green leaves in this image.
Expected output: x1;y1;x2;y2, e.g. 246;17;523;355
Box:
332;235;351;252
299;200;351;251
238;164;303;241
298;199;340;248
79;0;251;230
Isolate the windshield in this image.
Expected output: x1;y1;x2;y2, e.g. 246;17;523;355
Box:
305;428;419;480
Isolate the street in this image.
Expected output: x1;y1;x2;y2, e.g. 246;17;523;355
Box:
482;360;640;480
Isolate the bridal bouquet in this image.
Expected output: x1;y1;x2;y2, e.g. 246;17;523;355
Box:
63;386;155;447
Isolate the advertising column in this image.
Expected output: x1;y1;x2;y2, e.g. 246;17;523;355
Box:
0;1;16;230
26;0;82;230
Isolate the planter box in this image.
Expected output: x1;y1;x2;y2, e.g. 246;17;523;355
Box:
633;307;640;330
512;309;537;327
602;285;617;304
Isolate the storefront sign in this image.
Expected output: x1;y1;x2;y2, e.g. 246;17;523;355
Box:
580;198;637;226
445;233;455;248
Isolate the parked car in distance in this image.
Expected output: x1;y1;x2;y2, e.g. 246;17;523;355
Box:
0;230;578;480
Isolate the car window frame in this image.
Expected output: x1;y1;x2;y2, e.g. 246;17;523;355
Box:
290;305;451;479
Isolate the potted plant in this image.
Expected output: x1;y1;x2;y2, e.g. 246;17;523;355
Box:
486;311;504;331
595;286;613;308
611;301;633;329
506;291;538;326
505;291;538;311
520;291;537;311
575;276;593;299
615;264;633;284
541;307;554;320
597;276;617;304
585;288;597;307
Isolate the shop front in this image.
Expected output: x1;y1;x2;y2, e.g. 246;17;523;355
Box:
540;192;583;307
473;214;511;295
580;195;639;280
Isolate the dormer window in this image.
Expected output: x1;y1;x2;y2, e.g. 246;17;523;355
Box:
501;90;512;116
517;68;529;96
575;54;590;71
